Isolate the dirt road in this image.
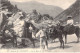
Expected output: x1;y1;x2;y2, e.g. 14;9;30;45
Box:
0;34;80;52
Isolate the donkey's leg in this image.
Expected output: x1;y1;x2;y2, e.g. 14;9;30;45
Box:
75;32;79;43
77;37;79;43
65;34;67;44
75;27;80;43
59;37;64;49
76;34;79;43
62;39;64;49
59;38;62;48
63;40;64;49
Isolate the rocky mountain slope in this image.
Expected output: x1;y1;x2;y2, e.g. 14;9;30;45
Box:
11;1;63;18
54;0;80;24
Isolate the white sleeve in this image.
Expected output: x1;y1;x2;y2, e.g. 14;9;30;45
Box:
36;30;41;37
67;20;69;24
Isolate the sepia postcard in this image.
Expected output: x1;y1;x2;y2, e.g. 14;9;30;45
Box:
0;0;80;53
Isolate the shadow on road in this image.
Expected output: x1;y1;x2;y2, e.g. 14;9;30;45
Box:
48;45;72;50
67;41;80;44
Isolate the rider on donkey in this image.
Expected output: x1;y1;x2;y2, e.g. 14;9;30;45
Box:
66;16;75;33
57;16;74;26
57;16;74;29
58;16;74;33
67;16;74;25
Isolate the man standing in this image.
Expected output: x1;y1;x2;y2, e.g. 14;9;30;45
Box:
36;27;48;50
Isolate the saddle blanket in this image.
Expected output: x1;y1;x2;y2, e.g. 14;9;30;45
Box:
64;25;76;34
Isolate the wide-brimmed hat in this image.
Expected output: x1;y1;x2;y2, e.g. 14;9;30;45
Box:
67;16;72;19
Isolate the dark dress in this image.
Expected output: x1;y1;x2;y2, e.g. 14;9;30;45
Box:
25;22;35;47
